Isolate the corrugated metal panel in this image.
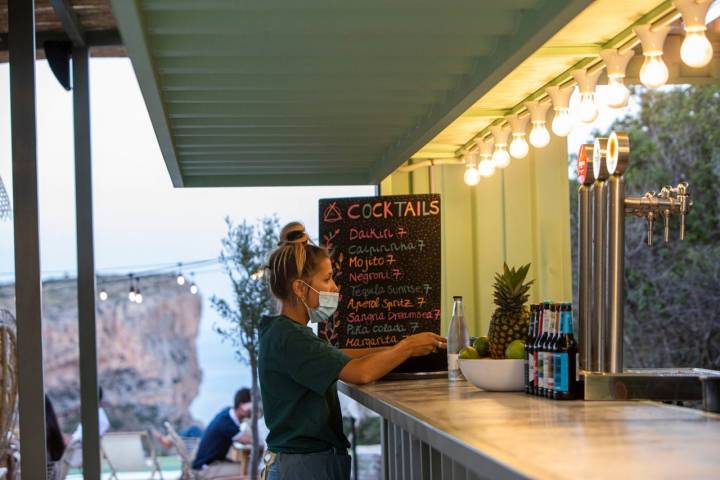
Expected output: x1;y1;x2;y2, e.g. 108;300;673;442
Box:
111;0;595;187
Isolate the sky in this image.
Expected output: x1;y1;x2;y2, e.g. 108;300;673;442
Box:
0;56;633;423
0;58;373;421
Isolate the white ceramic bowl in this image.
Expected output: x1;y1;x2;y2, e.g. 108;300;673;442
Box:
459;358;525;391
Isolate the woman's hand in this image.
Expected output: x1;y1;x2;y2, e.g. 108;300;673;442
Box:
398;332;447;357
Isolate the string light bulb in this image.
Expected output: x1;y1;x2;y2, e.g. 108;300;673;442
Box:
674;0;714;68
176;262;186;285
547;85;575;136
135;278;143;304
475;137;495;177
490;125;512;168
128;275;136;302
634;24;671;89
99;289;108;301
188;273;198;294
507;114;530;159
463;152;481;186
526;101;551;148
600;49;634;108
572;68;603;123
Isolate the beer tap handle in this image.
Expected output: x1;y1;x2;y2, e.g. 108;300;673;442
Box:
680;212;686;241
676;182;690;241
662;208;671;243
646;211;655;246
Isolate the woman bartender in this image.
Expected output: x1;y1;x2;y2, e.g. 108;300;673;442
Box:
259;222;446;480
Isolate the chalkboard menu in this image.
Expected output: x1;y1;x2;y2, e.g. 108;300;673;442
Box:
318;194;444;372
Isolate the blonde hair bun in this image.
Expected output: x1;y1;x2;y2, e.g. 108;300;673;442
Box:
267;222;329;302
279;222;310;245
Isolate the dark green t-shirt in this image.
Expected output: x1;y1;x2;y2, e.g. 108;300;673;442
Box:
258;315;352;454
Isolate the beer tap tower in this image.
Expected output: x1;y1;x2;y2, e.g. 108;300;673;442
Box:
578;132;716;401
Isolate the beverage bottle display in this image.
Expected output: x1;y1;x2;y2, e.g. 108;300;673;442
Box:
542;302;555;397
545;304;560;398
536;301;550;396
447;296;469;381
550;304;563;400
525;305;537;395
553;303;578;400
532;305;540;395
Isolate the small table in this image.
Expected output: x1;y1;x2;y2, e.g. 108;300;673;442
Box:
227;442;251;474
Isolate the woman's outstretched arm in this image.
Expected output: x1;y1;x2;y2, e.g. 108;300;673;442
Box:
338;332;446;384
340;347;390;358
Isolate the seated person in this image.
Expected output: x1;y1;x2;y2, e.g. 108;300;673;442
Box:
192;388;254;477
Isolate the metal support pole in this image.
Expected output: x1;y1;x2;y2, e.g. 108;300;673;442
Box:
381;419;389;480
578;185;593;372
350;417;358;480
9;0;48;477
73;46;102;478
591;180;608;372
428;161;436;193
607;175;625;373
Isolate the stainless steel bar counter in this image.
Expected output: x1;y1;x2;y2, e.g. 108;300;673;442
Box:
339;378;720;480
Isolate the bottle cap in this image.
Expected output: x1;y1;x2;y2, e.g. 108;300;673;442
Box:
452;295;463;300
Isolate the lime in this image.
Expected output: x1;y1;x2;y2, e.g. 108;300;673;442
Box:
459;346;479;359
473;336;490;357
505;340;525;359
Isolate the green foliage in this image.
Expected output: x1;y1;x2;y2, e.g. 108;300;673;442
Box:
492;262;533;314
212;216;279;365
570;85;720;370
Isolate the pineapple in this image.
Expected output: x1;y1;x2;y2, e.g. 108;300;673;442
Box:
488;263;533;359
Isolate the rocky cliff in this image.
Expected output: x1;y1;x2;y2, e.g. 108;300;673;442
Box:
0;274;202;432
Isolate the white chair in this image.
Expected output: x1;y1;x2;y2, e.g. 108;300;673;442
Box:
163;422;198;480
101;431;163;480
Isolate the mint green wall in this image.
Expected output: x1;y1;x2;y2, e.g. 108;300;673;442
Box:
380;137;572;337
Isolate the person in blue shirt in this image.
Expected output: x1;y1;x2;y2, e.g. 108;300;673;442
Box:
260;222;446;480
192;388;253;476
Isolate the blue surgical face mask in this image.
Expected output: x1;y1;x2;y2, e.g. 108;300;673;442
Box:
300;281;339;323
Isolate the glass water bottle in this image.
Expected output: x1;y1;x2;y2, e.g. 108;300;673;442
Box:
448;296;469;381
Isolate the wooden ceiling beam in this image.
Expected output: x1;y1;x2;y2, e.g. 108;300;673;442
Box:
49;0;86;47
0;29;121;51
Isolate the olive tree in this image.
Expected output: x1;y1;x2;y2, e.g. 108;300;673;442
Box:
213;216;279;480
